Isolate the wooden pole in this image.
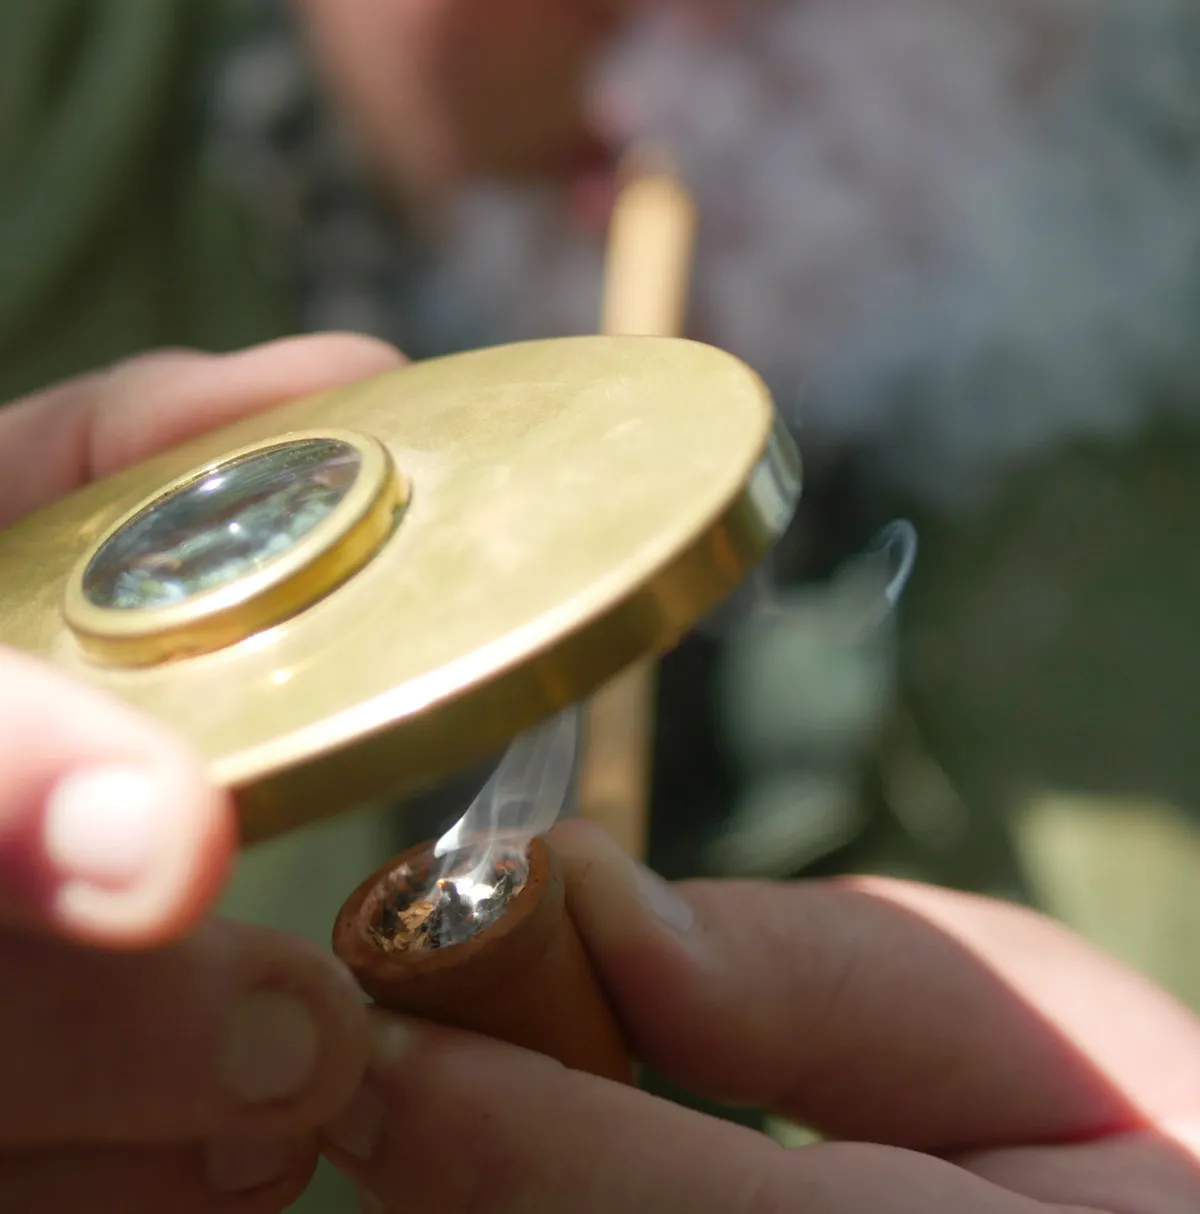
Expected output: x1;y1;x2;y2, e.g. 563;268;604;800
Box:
573;159;697;859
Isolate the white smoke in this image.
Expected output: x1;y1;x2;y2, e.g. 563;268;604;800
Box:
424;0;1200;507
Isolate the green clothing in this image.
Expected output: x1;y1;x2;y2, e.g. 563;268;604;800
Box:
0;0;287;403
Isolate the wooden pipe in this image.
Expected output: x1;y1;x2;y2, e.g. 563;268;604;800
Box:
333;836;633;1082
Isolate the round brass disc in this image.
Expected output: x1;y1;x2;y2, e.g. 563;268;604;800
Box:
0;337;799;843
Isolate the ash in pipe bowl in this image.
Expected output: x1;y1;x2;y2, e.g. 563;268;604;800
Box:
367;847;528;954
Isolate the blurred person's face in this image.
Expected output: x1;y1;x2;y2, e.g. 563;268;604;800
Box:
417;0;1200;506
295;0;632;206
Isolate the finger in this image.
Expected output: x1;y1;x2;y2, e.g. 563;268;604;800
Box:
0;916;370;1146
0;333;403;525
324;1015;1047;1214
550;821;1200;1152
0;647;234;947
1;1138;317;1213
957;1129;1200;1211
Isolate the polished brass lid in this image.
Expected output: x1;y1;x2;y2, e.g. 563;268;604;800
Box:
0;337;799;842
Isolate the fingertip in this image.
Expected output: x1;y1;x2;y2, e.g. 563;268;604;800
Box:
547;819;627;884
84;333;409;482
225;333;407;384
228;944;375;1135
303;331;407;372
0;650;238;948
47;756;238;950
549;820;697;947
204;1134;319;1202
549;821;643;943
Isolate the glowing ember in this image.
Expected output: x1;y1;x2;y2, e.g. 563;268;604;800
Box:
370;849;527;952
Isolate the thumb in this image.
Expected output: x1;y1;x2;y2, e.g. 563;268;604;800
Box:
549;821;1200;1152
0;646;234;948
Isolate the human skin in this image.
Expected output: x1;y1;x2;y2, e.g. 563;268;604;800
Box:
325;820;1200;1214
0;335;404;1211
293;0;634;208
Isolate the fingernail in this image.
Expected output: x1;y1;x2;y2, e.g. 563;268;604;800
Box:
634;863;695;934
206;1135;302;1193
358;1188;388;1214
43;766;164;889
218;992;320;1105
323;1016;412;1160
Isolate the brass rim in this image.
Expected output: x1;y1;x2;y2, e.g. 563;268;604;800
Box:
63;429;406;666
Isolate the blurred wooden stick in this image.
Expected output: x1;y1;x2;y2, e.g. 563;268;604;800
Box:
574;159;697;860
601;164;696;338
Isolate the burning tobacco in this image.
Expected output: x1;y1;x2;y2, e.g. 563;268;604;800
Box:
368;849;527;953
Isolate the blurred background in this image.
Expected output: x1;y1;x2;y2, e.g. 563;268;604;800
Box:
6;0;1200;1206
